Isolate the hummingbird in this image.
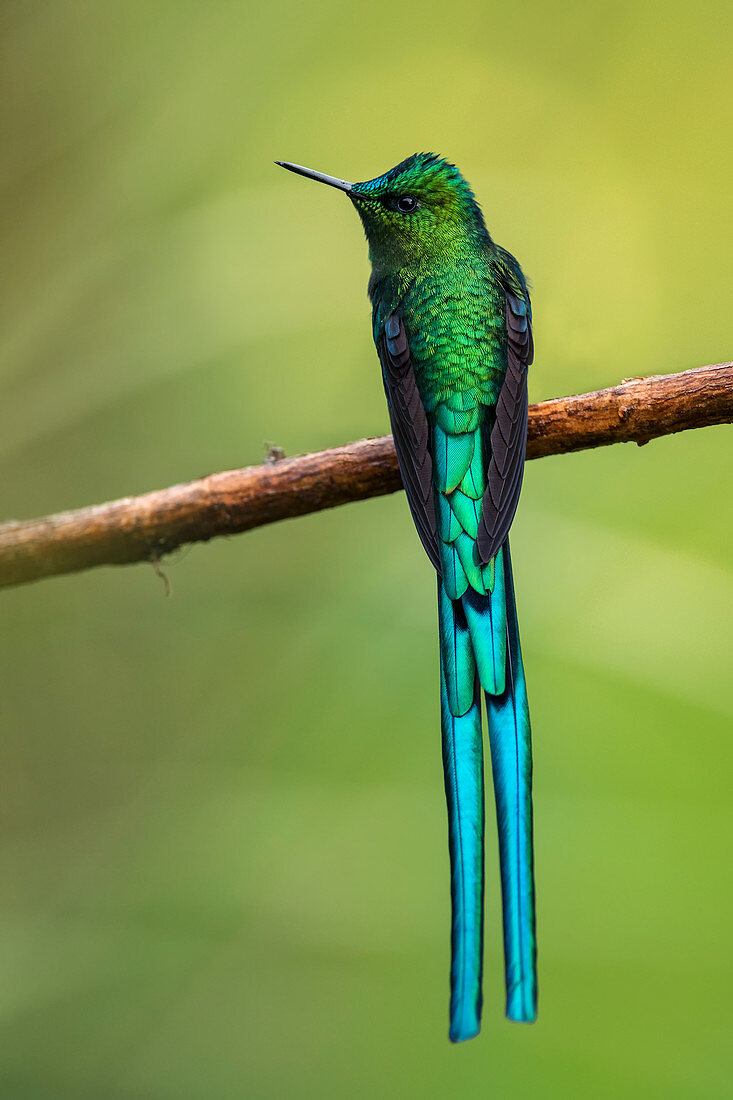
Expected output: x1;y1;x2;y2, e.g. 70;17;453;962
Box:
277;153;536;1041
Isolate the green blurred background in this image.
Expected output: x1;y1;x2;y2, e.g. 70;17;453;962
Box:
1;2;732;1097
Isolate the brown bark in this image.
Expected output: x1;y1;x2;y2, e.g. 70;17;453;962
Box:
0;362;730;591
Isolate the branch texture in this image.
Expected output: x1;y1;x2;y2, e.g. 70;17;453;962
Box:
1;362;730;591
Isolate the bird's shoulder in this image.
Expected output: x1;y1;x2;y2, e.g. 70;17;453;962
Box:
490;244;532;317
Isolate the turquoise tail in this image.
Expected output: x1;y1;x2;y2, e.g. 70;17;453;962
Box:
438;582;485;1042
485;542;537;1023
438;540;536;1041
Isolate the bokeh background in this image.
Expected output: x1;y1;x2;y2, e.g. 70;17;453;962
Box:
1;2;732;1097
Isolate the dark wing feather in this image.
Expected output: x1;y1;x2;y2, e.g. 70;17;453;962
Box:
377;313;441;572
476;293;533;565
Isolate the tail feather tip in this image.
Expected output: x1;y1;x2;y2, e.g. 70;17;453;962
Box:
449;1016;481;1043
506;985;537;1024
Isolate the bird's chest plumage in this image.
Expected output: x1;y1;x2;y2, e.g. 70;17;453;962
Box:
399;266;507;417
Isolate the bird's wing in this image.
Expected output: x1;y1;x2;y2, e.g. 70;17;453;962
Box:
476;290;534;565
375;312;441;571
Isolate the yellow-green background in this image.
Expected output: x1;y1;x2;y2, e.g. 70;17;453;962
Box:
1;2;731;1097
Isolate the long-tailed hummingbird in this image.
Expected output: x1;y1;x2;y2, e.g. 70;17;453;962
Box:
277;154;536;1041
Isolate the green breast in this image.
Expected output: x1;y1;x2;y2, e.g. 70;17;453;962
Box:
395;260;508;596
400;260;507;418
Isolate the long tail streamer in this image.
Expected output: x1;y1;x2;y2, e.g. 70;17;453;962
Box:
485;542;537;1024
438;540;536;1041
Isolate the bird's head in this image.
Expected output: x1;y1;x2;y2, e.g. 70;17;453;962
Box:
276;153;490;272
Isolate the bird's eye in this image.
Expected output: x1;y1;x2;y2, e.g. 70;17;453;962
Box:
395;195;419;214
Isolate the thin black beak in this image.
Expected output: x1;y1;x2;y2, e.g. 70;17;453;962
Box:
275;161;353;193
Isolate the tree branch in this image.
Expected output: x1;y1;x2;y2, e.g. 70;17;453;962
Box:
1;362;731;591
